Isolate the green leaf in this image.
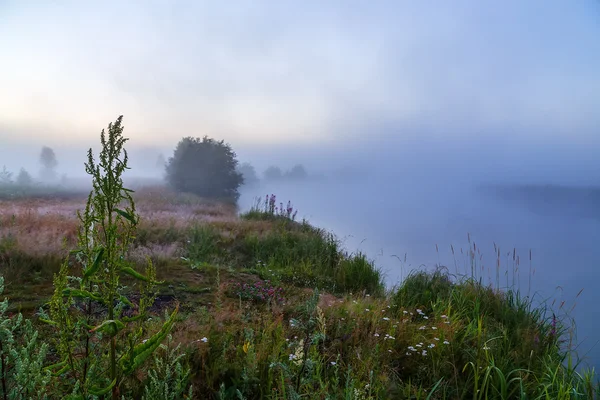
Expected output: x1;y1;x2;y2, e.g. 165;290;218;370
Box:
115;208;136;223
83;246;104;279
45;360;70;376
62;288;105;304
120;266;153;283
122;305;178;374
122;314;144;323
119;295;133;307
90;319;125;336
88;379;117;396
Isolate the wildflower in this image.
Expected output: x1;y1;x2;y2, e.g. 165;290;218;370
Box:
416;344;422;348
419;326;426;330
365;308;370;312
423;316;429;320
434;337;440;341
243;341;251;354
428;343;435;348
443;340;450;345
403;310;408;314
330;361;337;366
441;314;448;318
421;350;427;356
406;352;411;355
444;321;451;324
201;337;208;343
483;346;490;350
388;349;393;353
374;333;380;337
382;317;390;321
416;309;423;314
408;346;417;352
431;326;438;330
366;294;371;297
289;354;297;361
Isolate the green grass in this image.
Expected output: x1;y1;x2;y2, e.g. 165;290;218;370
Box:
0;192;597;399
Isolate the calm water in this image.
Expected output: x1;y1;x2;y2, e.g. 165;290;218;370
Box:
240;178;600;370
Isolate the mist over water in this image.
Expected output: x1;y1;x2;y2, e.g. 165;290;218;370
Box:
240;170;600;370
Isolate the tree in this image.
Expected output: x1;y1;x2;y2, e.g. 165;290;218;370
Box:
156;153;166;170
165;136;243;200
39;146;58;181
285;164;308;180
16;168;33;186
0;166;12;185
264;166;283;181
238;162;259;187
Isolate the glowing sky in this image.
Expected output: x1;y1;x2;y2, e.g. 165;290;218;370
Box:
1;0;599;150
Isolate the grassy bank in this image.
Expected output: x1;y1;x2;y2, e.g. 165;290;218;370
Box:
0;187;597;398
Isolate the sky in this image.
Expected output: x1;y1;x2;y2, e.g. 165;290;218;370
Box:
1;0;600;181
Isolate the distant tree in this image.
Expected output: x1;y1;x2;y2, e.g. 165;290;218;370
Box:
156;153;166;169
238;162;259;187
0;166;12;185
285;164;308;180
165;136;243;200
16;168;33;186
264;166;283;181
39;146;58;181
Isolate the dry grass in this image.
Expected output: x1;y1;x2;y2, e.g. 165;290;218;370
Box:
0;187;238;257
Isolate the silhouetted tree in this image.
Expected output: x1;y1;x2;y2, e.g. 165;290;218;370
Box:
165;136;243;200
285;164;308;180
16;168;33;186
238;162;259;187
0;166;12;185
39;146;58;181
264;166;283;181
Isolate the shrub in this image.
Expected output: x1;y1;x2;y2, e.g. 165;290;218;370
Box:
165;136;243;201
263;166;283;181
15;169;33;186
237;162;259;187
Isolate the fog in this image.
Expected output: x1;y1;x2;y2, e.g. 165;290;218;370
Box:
1;0;600;370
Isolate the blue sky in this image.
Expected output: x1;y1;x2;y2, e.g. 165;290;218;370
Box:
1;0;599;180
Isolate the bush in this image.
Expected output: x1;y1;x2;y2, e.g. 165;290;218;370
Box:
237;162;259;187
165;136;243;201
